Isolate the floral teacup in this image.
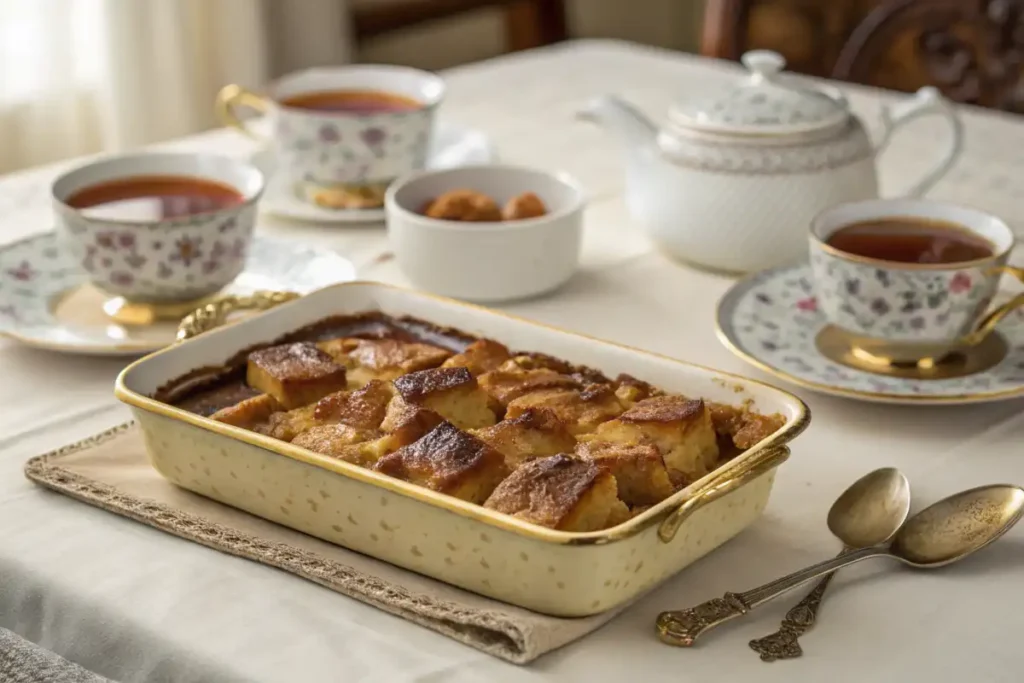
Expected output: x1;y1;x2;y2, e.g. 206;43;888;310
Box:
810;198;1024;365
51;153;264;309
216;65;444;208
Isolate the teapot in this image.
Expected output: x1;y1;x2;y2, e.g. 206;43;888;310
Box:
579;50;963;273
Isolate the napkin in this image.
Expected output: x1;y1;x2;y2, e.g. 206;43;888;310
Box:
24;423;627;665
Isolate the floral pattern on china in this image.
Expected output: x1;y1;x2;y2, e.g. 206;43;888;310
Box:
717;264;1024;400
54;201;258;303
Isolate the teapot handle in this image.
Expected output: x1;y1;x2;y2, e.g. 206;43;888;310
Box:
874;86;963;198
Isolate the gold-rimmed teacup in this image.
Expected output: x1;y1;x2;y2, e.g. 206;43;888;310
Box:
809;199;1024;368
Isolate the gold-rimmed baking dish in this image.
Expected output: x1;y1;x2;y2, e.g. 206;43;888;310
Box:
115;282;810;616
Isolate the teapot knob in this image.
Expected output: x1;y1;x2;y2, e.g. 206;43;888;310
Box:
741;50;786;79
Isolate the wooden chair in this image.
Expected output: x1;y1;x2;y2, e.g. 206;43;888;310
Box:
700;0;1024;113
351;0;569;52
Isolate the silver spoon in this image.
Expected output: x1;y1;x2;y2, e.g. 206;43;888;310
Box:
748;467;911;661
657;483;1024;647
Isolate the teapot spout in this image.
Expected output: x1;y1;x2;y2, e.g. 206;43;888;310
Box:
578;95;658;151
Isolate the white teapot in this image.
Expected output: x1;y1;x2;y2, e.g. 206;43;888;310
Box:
579;50;963;273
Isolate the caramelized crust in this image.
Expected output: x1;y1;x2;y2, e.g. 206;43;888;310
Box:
246;342;348;410
440;339;512;377
613;373;663;408
318;338;451;386
594;396;719;485
210;393;281;430
707;401;785;449
379;395;445;447
292;424;388;466
505;384;623;436
484;454;621;531
374;422;510;503
575;440;675;506
394;367;497;430
478;365;580;406
471;408;577;469
313;379;394;430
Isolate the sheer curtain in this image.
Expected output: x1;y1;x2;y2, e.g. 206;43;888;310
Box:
0;0;353;174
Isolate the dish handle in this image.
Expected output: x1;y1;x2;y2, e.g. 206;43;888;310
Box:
657;445;791;543
176;291;300;341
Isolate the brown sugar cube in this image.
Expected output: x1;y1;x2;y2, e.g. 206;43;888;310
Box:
292;424;391;467
501;192;547;221
484;454;622;532
393;367;497;430
592;396;719;486
318;338;451;387
312;379;395;431
505;384;623;436
379;395;445;448
477;364;580;406
246;342;348;410
471;407;577;469
440;339;512;377
575;440;675;506
424;189;502;222
209;393;282;431
374;422;510;503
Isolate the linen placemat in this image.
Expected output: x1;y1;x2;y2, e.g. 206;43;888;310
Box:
23;423;629;665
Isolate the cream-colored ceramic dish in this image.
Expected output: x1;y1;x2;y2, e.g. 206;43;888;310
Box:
114;282;810;616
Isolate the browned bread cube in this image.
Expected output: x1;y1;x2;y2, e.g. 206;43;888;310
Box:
484;454;621;531
707;401;785;450
477;364;580;406
575;440;675;505
265;403;318;442
317;337;450;387
471;408;576;469
292;424;390;467
592;396;719;485
393;367;497;430
440;339;512;377
606;499;633;528
613;373;663;408
209;393;281;430
505;384;623;436
379;395;445;448
246;342;348;410
374;422;510;503
313;379;395;431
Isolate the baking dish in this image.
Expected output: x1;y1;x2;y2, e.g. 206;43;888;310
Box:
114;282;810;617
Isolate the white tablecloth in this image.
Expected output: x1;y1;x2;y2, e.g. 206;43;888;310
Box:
2;40;1024;683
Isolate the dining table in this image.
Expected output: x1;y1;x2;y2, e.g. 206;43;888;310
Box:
2;39;1024;683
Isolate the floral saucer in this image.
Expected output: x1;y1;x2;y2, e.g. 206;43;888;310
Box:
716;263;1024;404
250;121;497;224
0;232;355;356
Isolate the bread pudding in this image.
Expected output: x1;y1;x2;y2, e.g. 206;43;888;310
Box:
157;312;785;532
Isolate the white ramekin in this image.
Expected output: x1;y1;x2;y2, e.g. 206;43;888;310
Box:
384;164;585;303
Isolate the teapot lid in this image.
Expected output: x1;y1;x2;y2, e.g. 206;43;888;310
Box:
667;51;849;136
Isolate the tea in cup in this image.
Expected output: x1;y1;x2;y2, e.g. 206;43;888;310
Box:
51;152;264;319
216;65;444;209
809;198;1024;366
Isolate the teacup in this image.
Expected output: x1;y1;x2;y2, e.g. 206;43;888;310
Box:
810;198;1024;365
52;152;264;314
216;65;444;207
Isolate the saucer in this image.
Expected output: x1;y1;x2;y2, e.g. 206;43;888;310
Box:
716;263;1024;404
0;232;355;356
250;121;498;224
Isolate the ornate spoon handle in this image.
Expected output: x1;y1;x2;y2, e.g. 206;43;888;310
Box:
656;546;891;647
748;550;846;661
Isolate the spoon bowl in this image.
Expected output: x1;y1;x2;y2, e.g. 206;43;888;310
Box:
658;483;1024;647
892;484;1024;567
827;467;911;548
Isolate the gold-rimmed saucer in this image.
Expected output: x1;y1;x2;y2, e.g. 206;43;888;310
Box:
715;263;1024;404
0;233;355;356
